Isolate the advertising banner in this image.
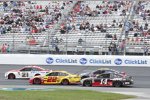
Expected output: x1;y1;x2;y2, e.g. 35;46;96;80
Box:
0;54;149;67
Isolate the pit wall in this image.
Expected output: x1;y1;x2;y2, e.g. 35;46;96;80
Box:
0;54;149;67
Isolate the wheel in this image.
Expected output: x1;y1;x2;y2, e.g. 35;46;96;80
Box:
61;79;69;85
8;74;15;79
83;80;92;87
33;78;41;84
113;81;122;87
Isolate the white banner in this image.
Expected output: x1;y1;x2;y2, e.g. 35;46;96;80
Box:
0;54;149;67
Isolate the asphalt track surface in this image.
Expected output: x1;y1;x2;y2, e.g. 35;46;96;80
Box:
0;65;150;100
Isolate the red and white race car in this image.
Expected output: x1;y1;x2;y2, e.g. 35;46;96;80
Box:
5;66;51;79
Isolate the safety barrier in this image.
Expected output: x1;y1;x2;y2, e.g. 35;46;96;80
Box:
0;54;149;67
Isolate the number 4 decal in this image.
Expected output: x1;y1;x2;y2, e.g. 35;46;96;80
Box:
101;79;108;84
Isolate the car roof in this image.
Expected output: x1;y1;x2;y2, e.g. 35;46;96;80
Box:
100;72;122;76
23;66;45;70
51;70;68;73
48;71;73;75
102;72;113;74
97;68;119;72
97;68;112;70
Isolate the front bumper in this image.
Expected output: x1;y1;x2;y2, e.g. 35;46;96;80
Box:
122;80;134;86
4;73;8;79
29;79;34;84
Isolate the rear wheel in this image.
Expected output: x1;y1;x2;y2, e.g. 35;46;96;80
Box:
61;79;69;85
113;81;122;87
8;74;15;79
83;80;92;87
33;78;41;84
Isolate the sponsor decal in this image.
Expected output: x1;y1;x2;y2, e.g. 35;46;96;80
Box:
89;59;111;64
55;58;77;63
45;57;148;65
46;57;54;64
80;58;87;65
125;60;147;64
114;58;122;65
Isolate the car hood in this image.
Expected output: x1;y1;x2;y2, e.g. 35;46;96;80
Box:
81;77;93;81
125;75;133;80
7;70;19;73
80;72;90;76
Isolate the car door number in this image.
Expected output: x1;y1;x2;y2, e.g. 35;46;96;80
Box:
47;77;57;82
101;79;108;84
22;72;29;77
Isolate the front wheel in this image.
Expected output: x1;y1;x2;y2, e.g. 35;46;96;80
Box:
83;80;92;87
113;81;122;87
33;78;41;84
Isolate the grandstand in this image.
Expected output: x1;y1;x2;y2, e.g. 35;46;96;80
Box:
0;1;149;55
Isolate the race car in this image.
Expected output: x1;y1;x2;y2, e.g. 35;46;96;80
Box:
81;72;133;87
80;68;126;79
29;71;81;85
5;66;51;79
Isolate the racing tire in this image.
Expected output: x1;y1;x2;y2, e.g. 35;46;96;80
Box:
83;80;92;87
33;78;41;85
113;81;122;87
8;74;15;79
61;79;69;85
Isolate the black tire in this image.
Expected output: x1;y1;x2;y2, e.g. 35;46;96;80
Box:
83;80;92;87
8;74;15;79
61;79;69;85
33;78;41;84
113;81;122;87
